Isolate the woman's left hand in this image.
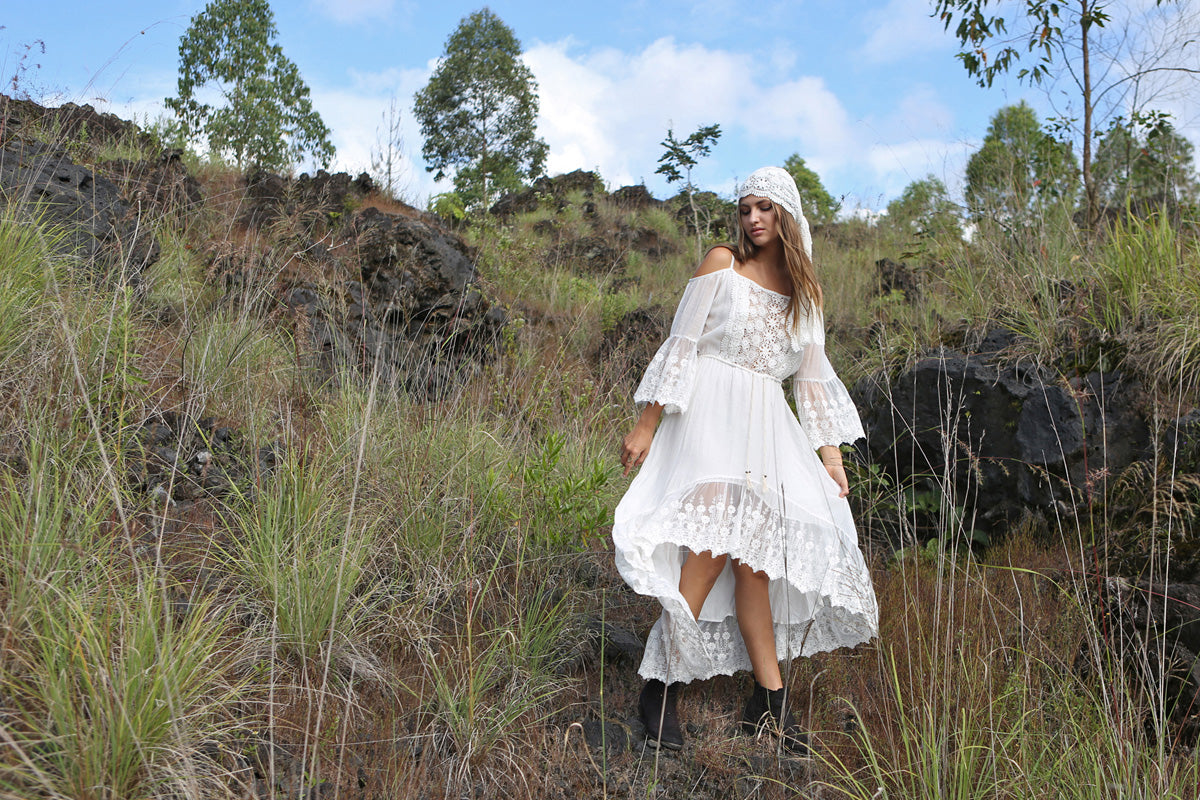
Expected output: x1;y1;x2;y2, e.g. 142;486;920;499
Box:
824;463;849;498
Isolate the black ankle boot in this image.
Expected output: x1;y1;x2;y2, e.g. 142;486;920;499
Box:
638;679;683;750
739;681;811;755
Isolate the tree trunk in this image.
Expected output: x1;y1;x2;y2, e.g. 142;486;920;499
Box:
686;168;702;263
1081;0;1098;232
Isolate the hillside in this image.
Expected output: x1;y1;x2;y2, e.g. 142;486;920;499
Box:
1;95;1200;799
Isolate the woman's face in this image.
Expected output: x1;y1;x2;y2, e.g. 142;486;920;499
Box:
739;195;779;247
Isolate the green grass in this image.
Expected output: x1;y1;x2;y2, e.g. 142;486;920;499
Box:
1090;211;1200;392
0;212;66;397
2;126;1200;798
0;427;243;800
221;452;375;664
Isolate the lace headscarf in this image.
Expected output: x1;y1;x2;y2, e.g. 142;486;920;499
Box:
738;166;813;260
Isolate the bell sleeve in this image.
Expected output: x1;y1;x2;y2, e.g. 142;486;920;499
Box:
791;312;866;448
633;272;721;415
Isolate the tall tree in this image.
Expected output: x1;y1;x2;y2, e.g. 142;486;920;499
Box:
965;102;1079;227
782;154;840;225
933;0;1194;230
1093;114;1199;208
656;123;722;261
165;0;334;171
413;8;548;212
886;175;963;242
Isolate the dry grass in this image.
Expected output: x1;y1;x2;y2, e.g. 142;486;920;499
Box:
0;117;1198;799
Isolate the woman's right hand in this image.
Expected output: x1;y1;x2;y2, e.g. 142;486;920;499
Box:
620;424;654;476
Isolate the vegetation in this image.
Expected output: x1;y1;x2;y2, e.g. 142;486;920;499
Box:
965;102;1078;235
165;0;334;170
3;69;1200;798
1093;114;1199;207
414;8;549;212
370;96;409;201
884;174;963;259
655;123;722;261
783;153;840;225
934;0;1196;229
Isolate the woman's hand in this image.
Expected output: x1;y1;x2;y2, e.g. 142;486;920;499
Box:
824;463;849;497
621;425;654;476
621;404;664;476
819;445;849;498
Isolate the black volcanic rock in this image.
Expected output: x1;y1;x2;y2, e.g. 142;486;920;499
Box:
0;138;159;282
855;332;1153;541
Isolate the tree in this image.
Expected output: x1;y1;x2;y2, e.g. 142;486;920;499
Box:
656;123;722;262
370;96;408;201
1093;114;1198;208
965;102;1079;227
165;0;334;171
782;154;840;225
933;0;1195;230
413;8;548;213
886;175;963;243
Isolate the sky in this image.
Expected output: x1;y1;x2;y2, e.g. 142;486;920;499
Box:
4;0;1199;212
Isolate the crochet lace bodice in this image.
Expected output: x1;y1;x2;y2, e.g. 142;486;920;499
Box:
633;262;864;449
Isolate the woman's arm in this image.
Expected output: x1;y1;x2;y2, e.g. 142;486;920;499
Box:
621;402;664;476
622;248;730;475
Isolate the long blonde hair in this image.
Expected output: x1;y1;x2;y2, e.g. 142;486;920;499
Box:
734;203;822;331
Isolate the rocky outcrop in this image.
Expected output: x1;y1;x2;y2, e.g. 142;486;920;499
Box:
874;257;922;302
490;169;605;216
1091;576;1200;743
597;306;669;389
855;329;1159;541
0;138;159;282
610;184;662;211
285;205;505;397
0;94;153;151
242;168;376;229
134;412;278;505
548;233;624;274
97;148;203;216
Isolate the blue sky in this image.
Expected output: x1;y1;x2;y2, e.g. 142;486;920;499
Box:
4;1;1199;211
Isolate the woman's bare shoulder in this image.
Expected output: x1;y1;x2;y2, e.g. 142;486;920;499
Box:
692;245;737;279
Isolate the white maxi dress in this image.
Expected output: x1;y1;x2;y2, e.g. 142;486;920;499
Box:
613;259;879;683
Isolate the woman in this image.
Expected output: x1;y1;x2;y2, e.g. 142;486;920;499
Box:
613;166;878;754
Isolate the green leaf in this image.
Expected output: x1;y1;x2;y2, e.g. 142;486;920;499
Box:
165;0;334;171
413;8;548;212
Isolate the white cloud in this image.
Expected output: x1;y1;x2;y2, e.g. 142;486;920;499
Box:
526;37;858;190
524;34;990;211
861;138;975;206
858;0;952;64
891;84;955;134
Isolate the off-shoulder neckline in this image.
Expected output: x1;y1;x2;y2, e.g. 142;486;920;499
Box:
728;266;790;299
689;253;792;299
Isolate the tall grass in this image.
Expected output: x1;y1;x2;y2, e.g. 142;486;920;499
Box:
1090;211;1200;394
221;452;374;664
0;428;243;800
0;212;66;399
813;549;1200;799
4;113;1200;798
8;584;241;800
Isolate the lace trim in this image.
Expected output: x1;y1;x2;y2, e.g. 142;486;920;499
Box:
621;480;874;604
793;376;866;448
615;479;879;683
634;334;699;414
638;604;875;683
